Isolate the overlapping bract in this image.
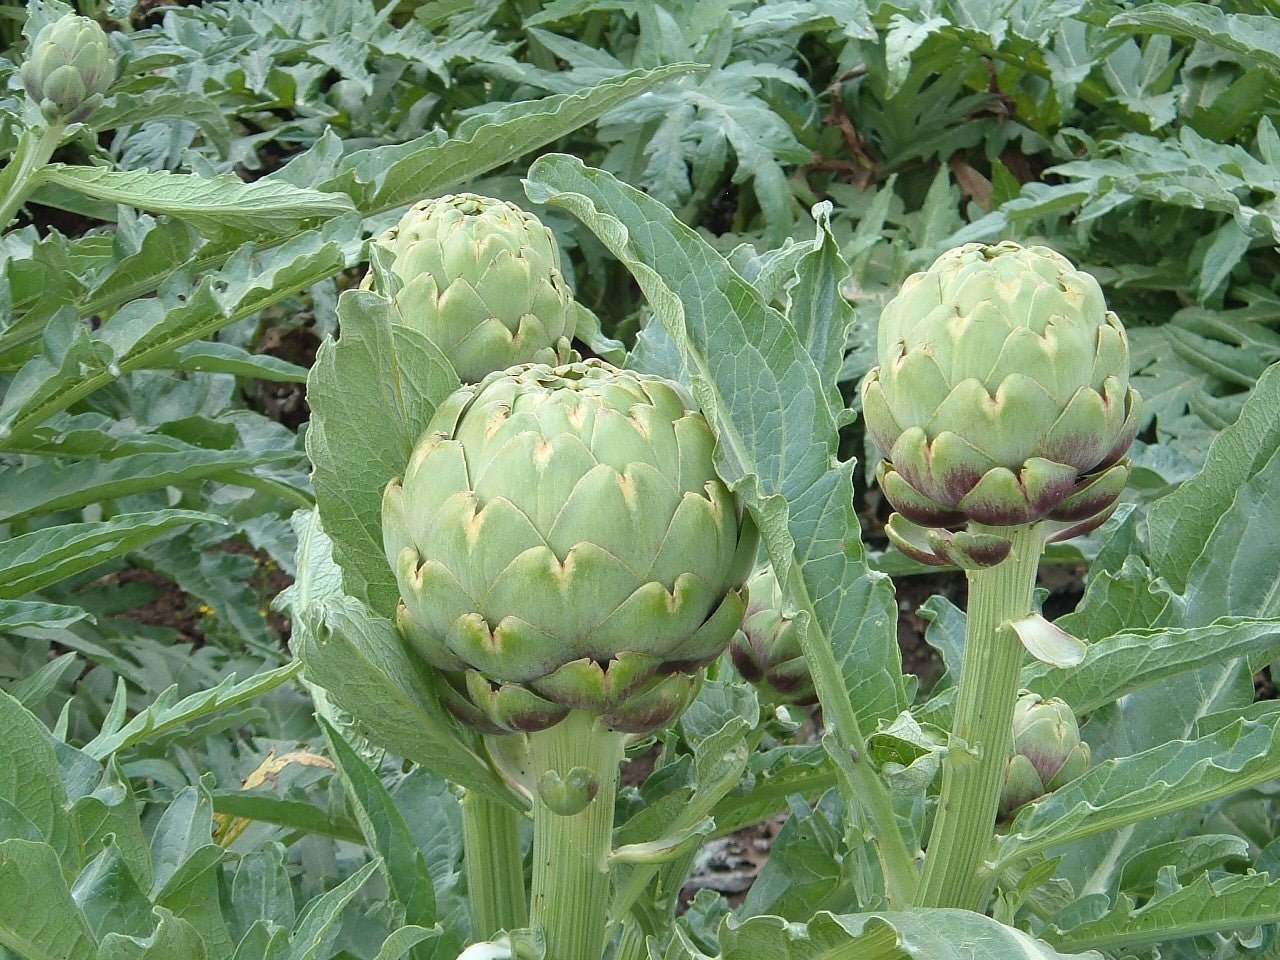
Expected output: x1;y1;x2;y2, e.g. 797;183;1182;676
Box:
367;194;575;383
999;692;1090;819
730;567;816;707
384;360;757;734
862;242;1140;568
21;15;117;124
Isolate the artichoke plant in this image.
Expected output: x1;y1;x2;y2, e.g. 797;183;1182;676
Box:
999;692;1090;819
383;359;758;735
862;241;1140;569
730;567;817;707
21;14;117;125
366;194;575;383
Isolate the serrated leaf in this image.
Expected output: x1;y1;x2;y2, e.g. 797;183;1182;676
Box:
1147;362;1280;590
920;617;1280;725
286;860;378;960
82;661;302;760
149;341;309;382
0;449;298;524
1044;871;1280;952
997;714;1280;868
95;909;206;960
1109;4;1280;74
0;600;92;632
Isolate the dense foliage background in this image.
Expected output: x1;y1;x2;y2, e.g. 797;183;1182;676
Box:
2;1;1280;957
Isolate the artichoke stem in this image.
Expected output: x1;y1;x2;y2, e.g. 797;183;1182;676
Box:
461;790;528;939
0;122;64;232
529;711;627;960
916;522;1047;910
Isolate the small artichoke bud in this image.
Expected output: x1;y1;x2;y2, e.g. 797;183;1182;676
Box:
730;567;817;707
21;15;117;125
999;692;1090;819
365;194;575;383
862;242;1141;569
384;360;759;735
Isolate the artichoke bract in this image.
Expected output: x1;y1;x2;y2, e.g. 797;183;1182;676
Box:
384;360;757;735
730;567;817;707
862;242;1140;568
999;692;1090;818
367;194;574;383
21;15;117;125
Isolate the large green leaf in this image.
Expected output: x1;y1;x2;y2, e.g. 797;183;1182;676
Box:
1044;871;1280;952
0;839;96;960
34;165;354;235
321;719;436;928
0;688;74;865
918;617;1280;725
712;908;1102;959
306;290;457;615
284;512;513;806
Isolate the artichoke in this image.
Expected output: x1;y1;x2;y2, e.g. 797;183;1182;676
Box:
21;14;117;125
862;242;1140;568
383;360;757;735
366;194;574;383
999;692;1090;818
730;567;817;707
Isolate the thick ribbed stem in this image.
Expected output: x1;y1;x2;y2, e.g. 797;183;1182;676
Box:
461;791;528;939
916;523;1045;910
529;712;626;960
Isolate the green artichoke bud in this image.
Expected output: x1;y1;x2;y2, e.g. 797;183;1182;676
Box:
729;567;817;707
21;15;117;125
999;692;1090;819
384;360;758;735
862;242;1140;568
366;194;575;383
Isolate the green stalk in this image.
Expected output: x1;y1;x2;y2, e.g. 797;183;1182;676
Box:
781;565;921;906
915;523;1046;910
0;122;65;231
529;711;626;960
460;790;528;939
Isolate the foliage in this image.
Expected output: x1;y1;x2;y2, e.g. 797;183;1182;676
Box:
2;0;1280;958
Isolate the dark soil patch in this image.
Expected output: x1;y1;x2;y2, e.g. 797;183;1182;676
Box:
681;818;781;908
895;570;964;693
254;322;321;430
106;567;206;641
106;540;294;648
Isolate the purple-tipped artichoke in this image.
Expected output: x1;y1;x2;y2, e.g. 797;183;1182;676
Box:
21;14;116;124
730;567;816;707
383;360;758;735
365;194;574;383
999;692;1090;819
862;242;1140;568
